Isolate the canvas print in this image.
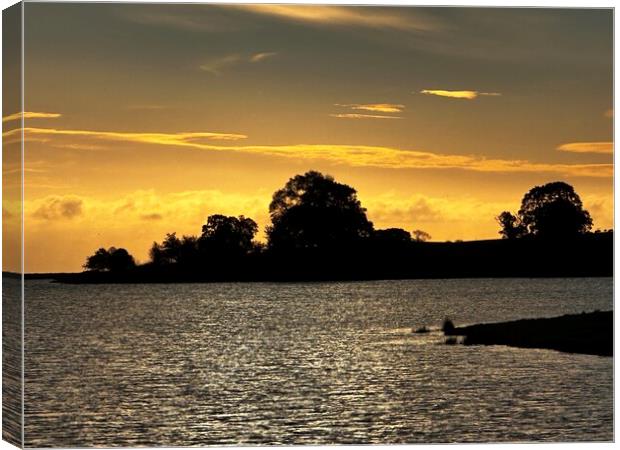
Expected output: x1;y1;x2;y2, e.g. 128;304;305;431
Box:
2;2;614;447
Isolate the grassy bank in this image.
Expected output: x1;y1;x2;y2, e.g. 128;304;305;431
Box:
445;310;613;357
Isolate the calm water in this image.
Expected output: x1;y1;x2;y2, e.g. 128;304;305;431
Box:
24;278;613;446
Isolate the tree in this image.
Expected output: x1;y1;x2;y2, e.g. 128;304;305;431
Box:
411;229;432;242
150;233;199;266
84;248;111;272
107;248;136;272
267;171;374;251
84;247;135;272
496;211;526;239
199;214;258;257
150;233;182;265
498;181;593;239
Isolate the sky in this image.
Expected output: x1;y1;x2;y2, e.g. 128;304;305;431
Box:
3;3;613;273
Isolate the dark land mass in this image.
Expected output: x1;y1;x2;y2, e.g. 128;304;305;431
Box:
24;232;612;283
445;310;613;357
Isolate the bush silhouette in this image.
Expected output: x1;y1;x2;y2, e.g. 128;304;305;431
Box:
84;247;136;272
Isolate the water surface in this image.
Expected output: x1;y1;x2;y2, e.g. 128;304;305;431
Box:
25;278;613;446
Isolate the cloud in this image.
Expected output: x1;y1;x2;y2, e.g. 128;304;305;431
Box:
581;193;614;231
51;143;107;151
32;196;83;220
200;51;278;75
329;113;402;120
557;142;613;154
367;195;444;224
24;189;273;272
335;103;405;113
333;103;404;119
200;54;243;75
238;5;439;32
419;90;501;100
362;192;526;242
121;6;246;33
2;167;47;176
19;126;612;178
250;52;278;63
2;111;61;123
7;127;247;147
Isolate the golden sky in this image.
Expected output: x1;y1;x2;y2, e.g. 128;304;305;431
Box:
3;4;613;273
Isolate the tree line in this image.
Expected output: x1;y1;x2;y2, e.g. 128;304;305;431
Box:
84;171;607;274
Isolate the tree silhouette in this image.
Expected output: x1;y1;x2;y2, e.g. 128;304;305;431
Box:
150;233;199;267
498;181;593;239
84;247;136;272
199;214;258;257
150;233;182;266
412;229;432;242
267;171;374;251
496;211;526;239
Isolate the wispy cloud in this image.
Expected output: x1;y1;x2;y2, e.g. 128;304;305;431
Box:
201;51;278;75
557;141;613;154
419;90;501;100
19;126;612;178
335;103;405;113
200;54;243;75
2;167;47;176
2;111;61;123
4;127;247;146
238;5;440;32
250;51;278;63
330;113;402;120
333;103;404;119
121;6;246;33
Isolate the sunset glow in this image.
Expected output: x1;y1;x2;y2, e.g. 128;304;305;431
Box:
6;4;612;273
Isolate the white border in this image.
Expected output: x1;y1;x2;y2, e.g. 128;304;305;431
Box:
0;1;615;450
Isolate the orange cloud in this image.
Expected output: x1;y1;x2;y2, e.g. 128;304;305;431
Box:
557;142;613;154
419;90;501;100
18;126;612;178
239;5;439;32
329;113;402;120
6;127;247;146
335;103;405;113
2;111;61;123
250;51;278;63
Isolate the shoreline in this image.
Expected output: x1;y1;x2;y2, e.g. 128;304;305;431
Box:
17;233;614;283
16;272;615;284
